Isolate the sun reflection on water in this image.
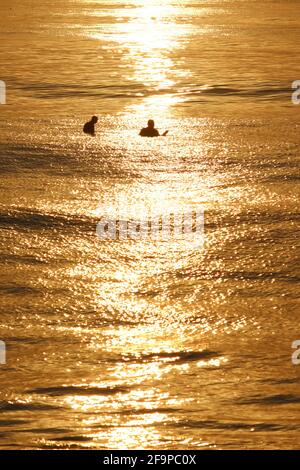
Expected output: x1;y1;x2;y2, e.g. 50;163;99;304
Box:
90;1;191;116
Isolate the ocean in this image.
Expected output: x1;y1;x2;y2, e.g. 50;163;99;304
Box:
0;0;299;449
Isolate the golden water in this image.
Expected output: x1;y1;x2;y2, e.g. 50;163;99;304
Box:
0;0;299;449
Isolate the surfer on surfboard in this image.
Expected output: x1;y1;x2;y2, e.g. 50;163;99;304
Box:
139;120;168;137
83;116;98;136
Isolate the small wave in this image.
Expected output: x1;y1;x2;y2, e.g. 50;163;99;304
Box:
0;208;96;232
0;284;40;295
27;385;129;397
50;435;92;443
262;378;300;385
116;407;182;416
182;84;292;101
235;394;300;406
0;254;47;265
5;337;46;345
0;419;29;427
119;349;220;364
263;175;300;183
0;401;61;412
20;427;69;435
18;82;149;100
172;419;300;432
38;441;88;450
175;268;300;284
7;80;293;102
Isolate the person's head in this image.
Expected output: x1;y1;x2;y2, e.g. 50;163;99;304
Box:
147;119;155;129
91;116;98;124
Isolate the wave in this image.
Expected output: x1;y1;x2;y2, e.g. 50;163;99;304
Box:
2;206;298;235
172;419;300;431
0;253;47;265
0;401;61;412
182;84;292;98
0;284;40;295
118;349;220;364
0;208;96;232
26;385;129;397
9;80;293;102
235;394;300;406
0;419;29;427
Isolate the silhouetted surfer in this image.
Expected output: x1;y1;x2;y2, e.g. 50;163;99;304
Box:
139;120;168;137
83;116;98;136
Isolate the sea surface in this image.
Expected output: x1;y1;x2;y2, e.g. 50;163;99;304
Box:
0;0;300;449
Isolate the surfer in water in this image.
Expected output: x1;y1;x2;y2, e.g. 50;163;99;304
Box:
83;116;98;136
139;120;168;137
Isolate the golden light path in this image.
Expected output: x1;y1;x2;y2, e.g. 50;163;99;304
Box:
90;0;191;118
47;1;226;450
